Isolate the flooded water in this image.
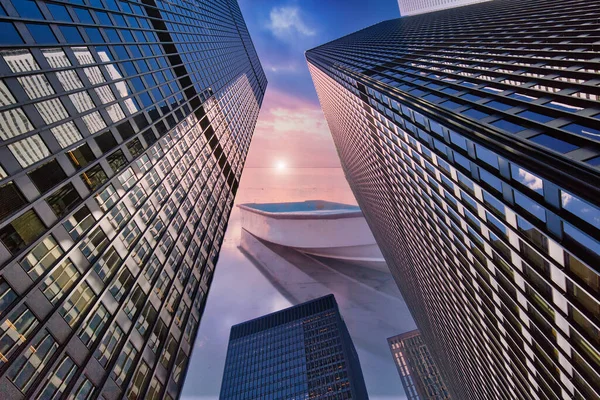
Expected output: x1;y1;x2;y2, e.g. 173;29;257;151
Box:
181;168;414;400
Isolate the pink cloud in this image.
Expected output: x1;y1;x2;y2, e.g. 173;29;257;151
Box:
245;89;341;168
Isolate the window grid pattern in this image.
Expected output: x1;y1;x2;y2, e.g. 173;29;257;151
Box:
306;2;599;399
0;0;266;399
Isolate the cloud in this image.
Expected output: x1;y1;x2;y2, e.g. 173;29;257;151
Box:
267;6;315;40
244;89;340;168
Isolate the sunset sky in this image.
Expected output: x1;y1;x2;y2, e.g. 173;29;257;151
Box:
238;0;400;168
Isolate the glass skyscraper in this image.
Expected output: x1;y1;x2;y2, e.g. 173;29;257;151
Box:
306;1;599;399
388;330;451;400
0;0;266;399
220;294;369;400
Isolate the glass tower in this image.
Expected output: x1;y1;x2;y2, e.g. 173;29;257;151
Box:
0;0;266;399
306;1;599;399
220;294;369;400
388;330;451;400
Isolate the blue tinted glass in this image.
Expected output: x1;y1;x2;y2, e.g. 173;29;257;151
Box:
517;110;554;123
441;100;462;110
463;108;489;120
86;28;104;43
476;146;499;169
60;26;83;43
47;4;72;21
442;87;460;95
461;93;484;102
13;0;43;19
0;22;23;44
0;5;6;16
27;24;57;44
96;12;112;25
587;156;600;167
485;100;513;111
479;168;502;191
561;123;600;141
449;130;467;150
75;8;94;24
514;191;546;222
564;222;600;257
104;29;120;42
509;92;537;102
561;191;600;227
530;134;578;153
491;119;526;134
423;94;442;103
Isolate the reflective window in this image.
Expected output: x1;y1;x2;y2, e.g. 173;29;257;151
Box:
20;235;63;280
41;258;79;304
0;209;46;254
37;355;78;399
78;303;110;347
7;330;57;393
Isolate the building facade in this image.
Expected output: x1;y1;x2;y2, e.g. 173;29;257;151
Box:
0;0;266;399
388;330;451;400
306;1;600;399
220;294;369;399
397;0;492;16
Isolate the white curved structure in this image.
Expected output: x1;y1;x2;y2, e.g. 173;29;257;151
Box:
238;200;388;272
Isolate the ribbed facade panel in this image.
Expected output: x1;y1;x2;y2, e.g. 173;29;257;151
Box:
306;1;599;399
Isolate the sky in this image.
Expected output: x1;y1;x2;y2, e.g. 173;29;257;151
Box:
240;0;401;168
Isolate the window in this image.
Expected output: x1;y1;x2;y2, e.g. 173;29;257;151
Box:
20;235;63;280
490;119;526;134
107;149;128;173
63;206;95;240
174;302;188;329
59;281;95;327
0;279;17;314
124;286;145;321
159;335;177;368
9;135;51;168
79;227;108;262
153;271;170;300
96;184;119;211
109;269;133;302
46;183;82;219
7;330;57;393
111;341;138;386
37;355;78;399
561;191;600;228
146;377;163;400
172;350;188;384
78;303;110;347
118;168;137;190
27;160;66;194
0;305;39;366
183;315;198;344
135;302;157;339
120;220;141;249
95;131;118;153
148;319;167;354
66;144;96;170
93;246;122;282
70;376;96;400
132;238;151;266
106;202;130;230
127;361;151;399
81;164;108;191
530;134;578;154
511;164;543;195
0;182;27;221
143;256;160;282
94;324;123;367
42;258;79;305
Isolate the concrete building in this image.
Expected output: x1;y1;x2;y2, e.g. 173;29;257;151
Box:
306;0;600;398
220;294;369;399
0;0;266;399
388;330;451;400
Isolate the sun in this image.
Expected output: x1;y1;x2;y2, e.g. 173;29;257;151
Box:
275;160;287;170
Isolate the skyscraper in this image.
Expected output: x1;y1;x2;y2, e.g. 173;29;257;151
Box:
396;0;492;16
220;294;369;399
388;330;451;400
0;0;266;399
306;1;600;399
